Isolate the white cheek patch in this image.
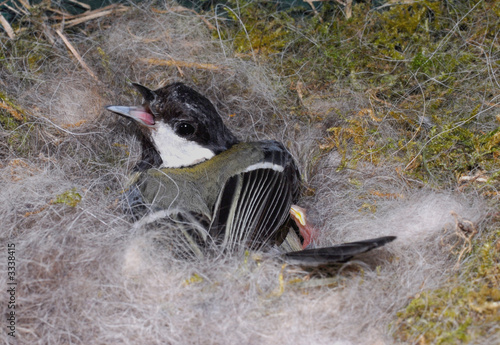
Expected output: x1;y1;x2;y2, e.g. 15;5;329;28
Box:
151;122;215;168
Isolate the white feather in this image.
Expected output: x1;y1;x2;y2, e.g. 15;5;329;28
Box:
243;162;284;172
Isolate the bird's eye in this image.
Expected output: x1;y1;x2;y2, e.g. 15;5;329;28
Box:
175;122;196;137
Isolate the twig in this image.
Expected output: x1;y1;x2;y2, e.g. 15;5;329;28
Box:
56;29;99;82
303;0;322;23
50;4;128;23
68;3;124;18
45;6;74;17
67;0;91;11
4;2;26;15
345;0;353;19
0;13;14;39
64;6;129;28
140;57;222;72
65;9;114;28
17;0;31;9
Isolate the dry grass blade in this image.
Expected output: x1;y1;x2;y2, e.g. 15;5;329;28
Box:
45;6;73;17
56;29;99;82
3;2;26;15
17;0;30;9
64;5;129;28
0;12;14;39
140;57;223;72
64;9;114;27
67;0;91;11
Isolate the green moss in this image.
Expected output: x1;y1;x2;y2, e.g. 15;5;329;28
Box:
1;33;53;76
52;188;82;208
213;1;293;59
404;106;500;185
213;0;498;185
394;229;500;343
0;91;37;156
0;111;21;131
411;50;432;73
0;1;63;78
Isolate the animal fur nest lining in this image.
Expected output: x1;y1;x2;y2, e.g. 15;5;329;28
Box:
0;2;494;344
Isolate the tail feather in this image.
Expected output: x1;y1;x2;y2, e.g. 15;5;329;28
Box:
283;236;396;265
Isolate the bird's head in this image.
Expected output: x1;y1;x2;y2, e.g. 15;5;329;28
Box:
107;82;238;169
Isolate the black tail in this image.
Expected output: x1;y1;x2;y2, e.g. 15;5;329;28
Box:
283;236;396;265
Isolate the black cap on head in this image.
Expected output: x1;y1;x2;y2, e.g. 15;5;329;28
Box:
145;82;238;154
107;82;239;170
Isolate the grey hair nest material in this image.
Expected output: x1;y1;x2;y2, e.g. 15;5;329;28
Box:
0;2;494;344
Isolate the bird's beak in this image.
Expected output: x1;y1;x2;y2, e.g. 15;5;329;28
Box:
290;205;307;227
290;205;318;249
106;106;155;127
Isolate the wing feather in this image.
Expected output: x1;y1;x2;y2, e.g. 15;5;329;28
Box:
210;164;296;251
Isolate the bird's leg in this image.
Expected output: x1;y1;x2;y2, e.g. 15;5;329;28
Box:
289;205;318;249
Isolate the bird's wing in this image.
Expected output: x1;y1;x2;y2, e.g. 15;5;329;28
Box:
209;141;300;251
133;208;212;260
283;236;396;265
122;172;212;259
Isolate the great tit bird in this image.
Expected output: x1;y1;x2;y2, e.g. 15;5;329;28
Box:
107;82;395;263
